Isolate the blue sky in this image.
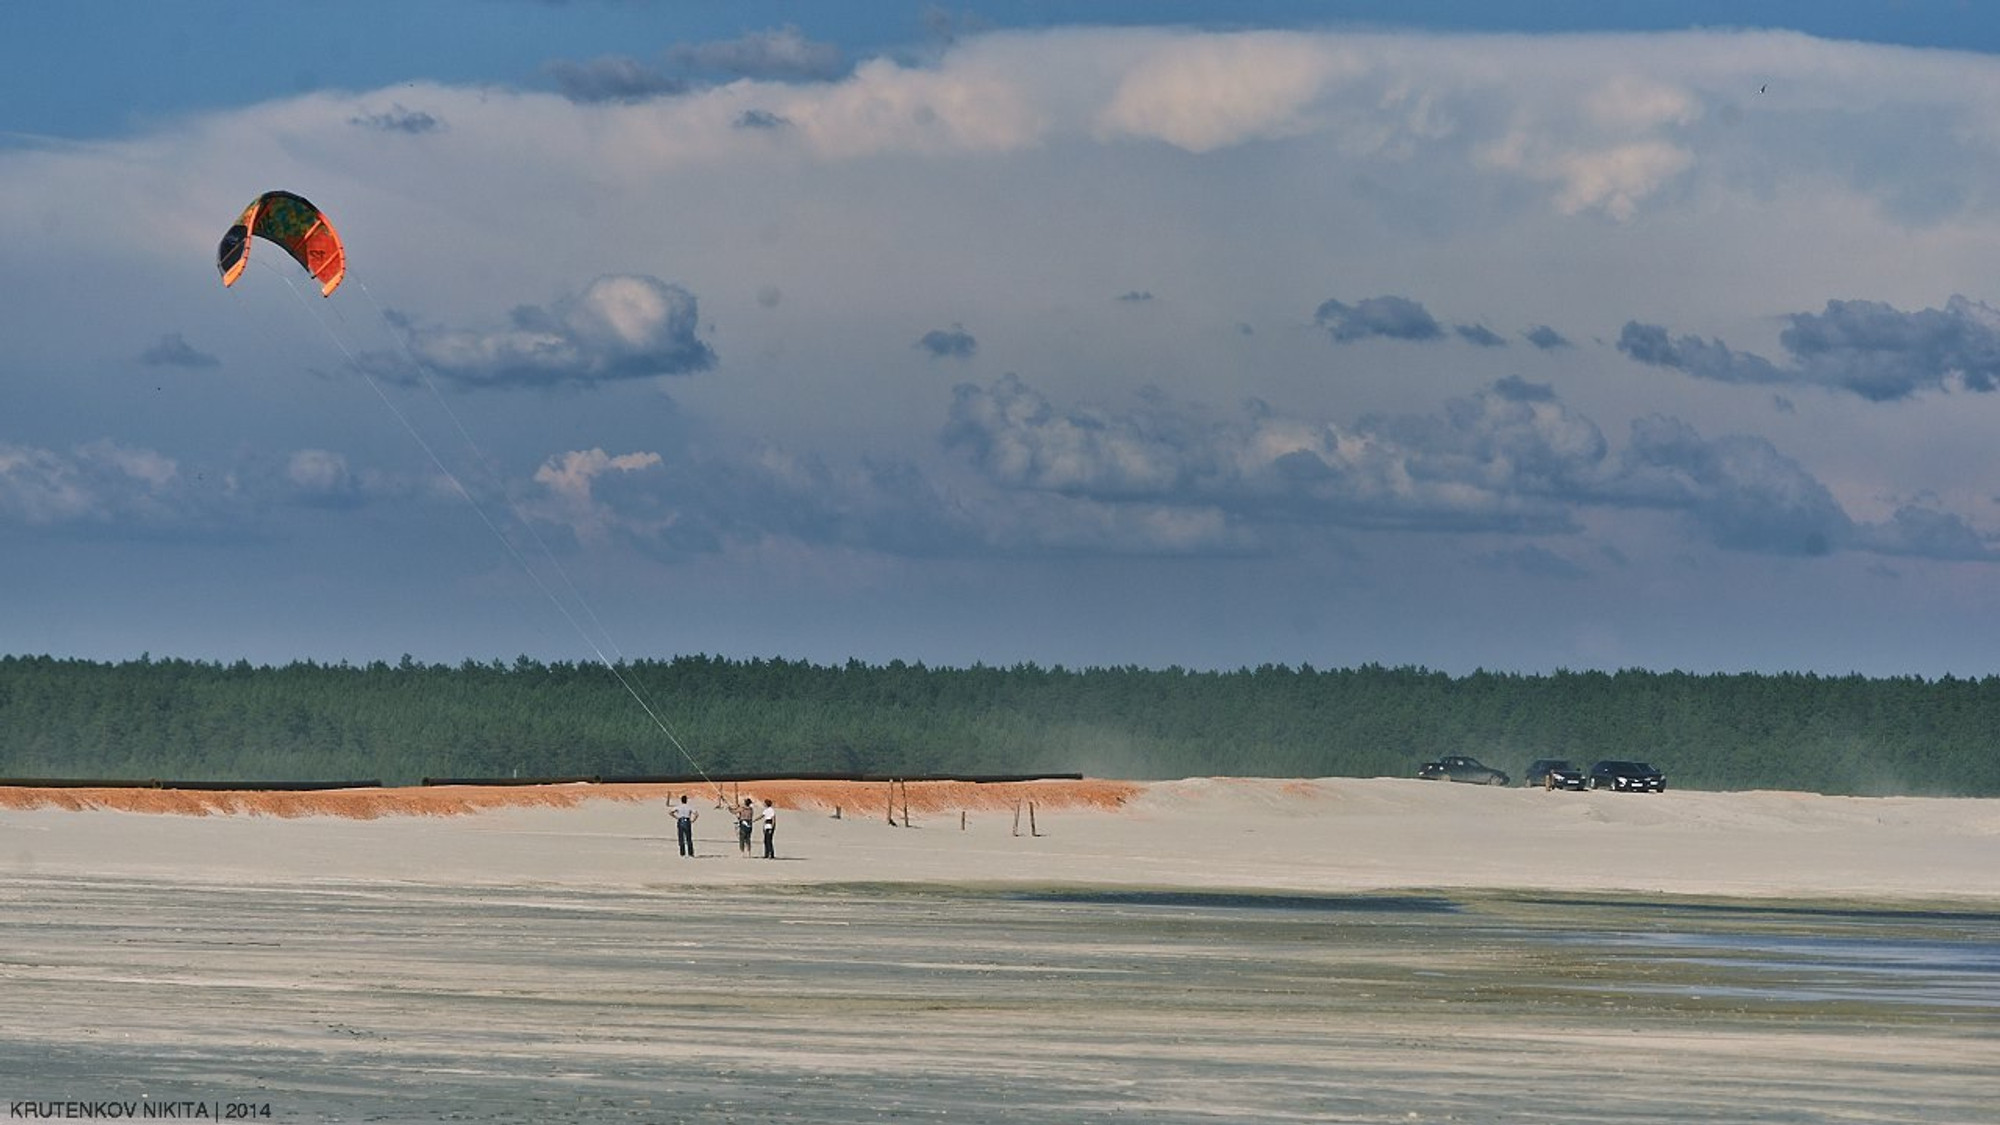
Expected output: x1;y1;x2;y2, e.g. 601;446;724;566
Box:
9;1;2000;675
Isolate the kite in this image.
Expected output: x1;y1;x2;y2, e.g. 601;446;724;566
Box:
216;190;346;297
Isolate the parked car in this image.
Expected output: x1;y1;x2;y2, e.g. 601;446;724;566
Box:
1523;758;1586;790
1417;755;1510;785
1586;760;1667;792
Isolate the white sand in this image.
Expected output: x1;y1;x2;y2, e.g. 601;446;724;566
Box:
2;778;1995;1122
4;777;1995;902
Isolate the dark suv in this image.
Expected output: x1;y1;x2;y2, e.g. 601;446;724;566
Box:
1523;759;1586;790
1586;760;1666;793
1417;755;1510;785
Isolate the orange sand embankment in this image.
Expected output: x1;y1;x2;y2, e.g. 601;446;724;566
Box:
0;778;1141;819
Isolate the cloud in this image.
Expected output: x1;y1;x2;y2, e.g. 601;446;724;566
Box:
140;332;219;368
1610;415;1849;555
783;53;1043;156
942;373;1593;537
1850;505;1993;561
1523;325;1572;350
1617;320;1786;385
0;440;190;528
1780;296;2000;399
1455;323;1507;347
0;440;436;533
1096;32;1341;152
944;374;1206;501
530;447;666;547
1620;295;2000;401
400;275;716;390
349;103;444;134
940;374;1993;564
521;442;1008;559
1117;290;1154;303
279;450;368;510
669;26;846;82
1489;375;1556;403
1314;296;1444;343
917;323;977;359
1552;140;1695;220
546;55;688;103
1473;74;1699;221
734;108;790;130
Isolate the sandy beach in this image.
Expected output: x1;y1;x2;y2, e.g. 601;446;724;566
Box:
1;778;1995;1122
4;775;1996;901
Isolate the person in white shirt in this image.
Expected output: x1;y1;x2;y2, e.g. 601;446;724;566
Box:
671;794;699;857
761;798;777;859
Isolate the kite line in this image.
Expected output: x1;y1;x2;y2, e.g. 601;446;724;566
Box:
228;191;711;787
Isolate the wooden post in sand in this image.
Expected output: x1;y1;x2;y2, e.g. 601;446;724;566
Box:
960;809;966;831
1011;800;1021;837
887;779;897;825
1030;801;1039;837
900;779;911;828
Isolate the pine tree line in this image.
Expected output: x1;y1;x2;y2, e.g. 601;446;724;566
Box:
1;654;1995;796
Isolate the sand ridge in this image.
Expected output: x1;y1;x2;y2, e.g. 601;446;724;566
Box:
0;776;1142;819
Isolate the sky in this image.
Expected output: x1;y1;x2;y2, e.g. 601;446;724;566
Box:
8;2;2000;677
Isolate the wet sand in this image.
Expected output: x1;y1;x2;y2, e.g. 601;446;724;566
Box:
1;778;1996;1122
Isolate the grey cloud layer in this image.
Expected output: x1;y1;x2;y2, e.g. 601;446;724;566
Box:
1620;296;2000;401
15;368;1982;568
433;370;1986;567
936;374;1989;563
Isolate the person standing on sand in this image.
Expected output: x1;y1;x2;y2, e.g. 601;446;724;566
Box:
761;798;777;859
671;794;699;857
737;797;756;856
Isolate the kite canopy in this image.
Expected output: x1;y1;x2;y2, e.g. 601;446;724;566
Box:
217;190;346;297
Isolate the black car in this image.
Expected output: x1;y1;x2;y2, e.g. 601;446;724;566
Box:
1417;755;1510;785
1586;760;1667;793
1523;758;1586;790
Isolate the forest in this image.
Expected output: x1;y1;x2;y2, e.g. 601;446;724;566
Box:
1;653;1996;797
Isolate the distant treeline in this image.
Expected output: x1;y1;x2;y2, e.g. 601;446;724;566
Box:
1;654;1996;796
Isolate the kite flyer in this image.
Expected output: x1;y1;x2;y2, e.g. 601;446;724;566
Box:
671;794;699;857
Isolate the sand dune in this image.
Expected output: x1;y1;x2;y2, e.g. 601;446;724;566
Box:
0;776;1138;818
